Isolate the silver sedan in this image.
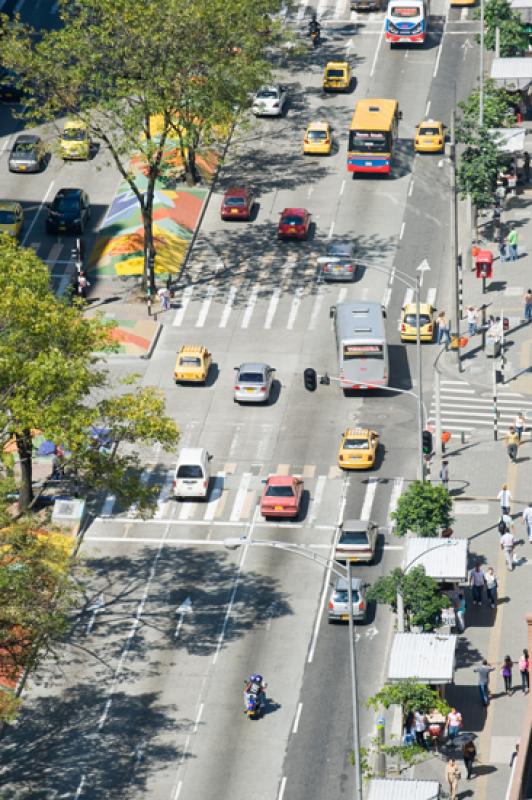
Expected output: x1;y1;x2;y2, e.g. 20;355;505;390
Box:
319;241;358;282
327;576;367;623
8;134;45;173
234;362;275;404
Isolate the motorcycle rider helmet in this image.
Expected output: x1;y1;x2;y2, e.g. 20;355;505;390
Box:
250;673;263;683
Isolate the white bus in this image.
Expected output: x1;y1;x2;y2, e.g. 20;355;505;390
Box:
385;0;429;44
332;301;389;391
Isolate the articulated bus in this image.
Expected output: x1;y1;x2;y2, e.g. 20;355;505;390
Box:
347;99;401;175
332;301;389;391
385;0;430;44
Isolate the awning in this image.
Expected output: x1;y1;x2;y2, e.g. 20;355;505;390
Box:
404;538;468;582
368;778;441;800
490;58;532;90
488;127;526;154
387;632;457;684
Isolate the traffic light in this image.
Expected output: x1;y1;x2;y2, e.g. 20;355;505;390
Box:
422;430;433;456
304;368;317;392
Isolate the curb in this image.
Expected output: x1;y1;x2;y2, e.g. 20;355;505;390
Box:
140;321;163;361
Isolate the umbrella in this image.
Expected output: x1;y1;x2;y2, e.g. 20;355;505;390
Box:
90;426;113;447
37;440;57;456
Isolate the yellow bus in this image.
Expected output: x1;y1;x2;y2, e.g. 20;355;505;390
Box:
347;99;402;175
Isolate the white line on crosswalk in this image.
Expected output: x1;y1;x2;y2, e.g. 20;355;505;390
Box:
195;285;215;328
241;287;259;329
126;468;151;517
387;477;404;532
204;473;225;521
403;287;414;307
309;475;327;524
173;286;193;327
360;477;378;520
154;470;175;519
179;498;198;521
426;287;437;307
219;287;237;328
334;0;347;17
308;286;324;331
230;473;252;521
265;288;282;330
287;287;304;330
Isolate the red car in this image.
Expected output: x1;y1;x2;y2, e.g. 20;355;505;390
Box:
260;475;304;519
221;186;255;221
277;207;311;240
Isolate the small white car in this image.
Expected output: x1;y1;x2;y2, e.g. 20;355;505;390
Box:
252;84;287;117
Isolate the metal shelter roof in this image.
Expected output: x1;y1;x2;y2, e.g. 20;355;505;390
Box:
487;127;526;154
367;778;440;800
404;537;468;582
387;633;457;684
490;58;532;90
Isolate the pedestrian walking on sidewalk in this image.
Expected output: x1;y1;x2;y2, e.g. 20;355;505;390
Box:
439;460;449;490
446;708;463;745
466;305;478;336
506;426;520;462
522;502;532;543
414;710;428;749
455;592;466;632
469;562;485;605
498;512;513;536
519;649;530;693
462;739;476;780
437;312;451;348
498;234;507;262
446;758;461;800
502;655;514;694
523;290;532;323
515;412;526;441
485;567;498;608
474;659;495;705
501;530;516;571
498;483;512;515
507;227;519;260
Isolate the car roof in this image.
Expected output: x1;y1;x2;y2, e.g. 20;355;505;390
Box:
326;61;349;68
418;119;442;127
342;519;375;530
307;120;329;131
328;242;352;254
343;428;371;437
177;447;208;462
63;119;87;129
237;362;269;372
14;134;40;145
258;84;279;92
178;344;208;354
281;207;307;215
403;302;433;314
334;576;364;591
0;201;21;211
224;187;249;197
267;475;296;485
55;188;83;198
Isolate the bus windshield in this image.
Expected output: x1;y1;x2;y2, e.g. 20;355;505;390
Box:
348;130;390;153
343;344;384;360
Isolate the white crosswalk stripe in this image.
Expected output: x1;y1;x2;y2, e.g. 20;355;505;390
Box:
264;288;282;330
430;379;532;434
426;287;437;307
219;287;237;328
195;285;215;328
360;476;378;520
241;286;259;329
204;472;226;521
287;286;305;330
172;286;193;327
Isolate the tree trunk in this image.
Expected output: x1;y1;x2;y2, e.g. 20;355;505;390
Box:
16;429;33;512
143;177;156;297
185;146;199;186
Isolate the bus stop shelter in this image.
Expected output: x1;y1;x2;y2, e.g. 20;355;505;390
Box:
368;778;440;800
490;58;532;91
404;538;468;584
387;633;457;684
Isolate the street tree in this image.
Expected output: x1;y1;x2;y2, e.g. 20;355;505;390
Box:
367;678;450;726
367;566;450;631
391;480;453;537
0;238;179;512
457;79;516;131
478;0;529;55
3;0;286;291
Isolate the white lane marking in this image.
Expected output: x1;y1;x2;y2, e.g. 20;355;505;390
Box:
193;702;204;733
126;469;151;517
173;286;193;326
173;781;183;800
399;221;405;240
382;287;392;310
337;287;347;303
241;286;259;328
297;0;308;20
328;221;335;239
287;286;304;330
278;777;288;800
309;475;327;524
101;494;117;517
460;6;467;19
74;775;86;799
204;473;225;521
195;285;215;327
426;287;437;307
292;702;303;734
155;470;175;519
335;0;347;18
317;0;328;16
408;180;414;197
219;286;237;328
309;286;324;331
229;473;252;521
179;498;198;521
265;287;282;330
425;99;431;117
370;21;385;77
360;477;378;520
387;477;404;533
433;34;444;77
403;287;414;307
339;179;346;196
21;180;54;247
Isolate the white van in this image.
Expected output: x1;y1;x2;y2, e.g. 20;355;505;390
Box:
173;447;212;499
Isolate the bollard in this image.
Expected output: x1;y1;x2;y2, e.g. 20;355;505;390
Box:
375;716;386;777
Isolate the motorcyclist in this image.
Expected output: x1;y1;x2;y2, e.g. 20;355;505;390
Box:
243;673;267;712
308;13;321;38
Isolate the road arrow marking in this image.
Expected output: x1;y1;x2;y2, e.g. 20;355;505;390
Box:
365;625;379;639
175;596;193;638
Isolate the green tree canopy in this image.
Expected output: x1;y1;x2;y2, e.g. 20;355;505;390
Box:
478;0;529;55
391;481;453;537
0;237;179;512
457;79;516;132
457;126;502;211
367;566;450;631
367;679;450;723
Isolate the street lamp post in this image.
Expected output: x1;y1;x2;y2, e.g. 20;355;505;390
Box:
396;539;458;633
224;537;364;800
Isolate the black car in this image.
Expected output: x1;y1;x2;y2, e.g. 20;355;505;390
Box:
46;188;90;235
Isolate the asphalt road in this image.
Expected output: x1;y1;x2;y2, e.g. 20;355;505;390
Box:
0;0;480;798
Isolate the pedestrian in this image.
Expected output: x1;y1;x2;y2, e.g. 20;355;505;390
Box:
414;709;428;749
469;562;485;606
446;757;461;800
446;707;463;744
77;271;89;299
501;529;516;571
522;501;532;543
439;460;449;490
507;171;518;196
507;227;519;260
498;235;507;262
506;426;520;463
456;592;466;632
519;649;530;694
474;659;495;705
158;287;171;311
524;151;530;183
497;483;512;515
502;655;514;694
437;312;451;348
485;566;498;608
515;412;526;441
498;511;513;537
523;290;532;323
462;739;476;780
466;305;478;336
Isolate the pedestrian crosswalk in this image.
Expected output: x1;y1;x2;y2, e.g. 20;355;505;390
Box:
429;379;532;435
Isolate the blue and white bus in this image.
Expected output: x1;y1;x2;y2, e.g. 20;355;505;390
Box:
385;0;429;44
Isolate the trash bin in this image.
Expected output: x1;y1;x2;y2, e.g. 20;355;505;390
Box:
450;335;469;350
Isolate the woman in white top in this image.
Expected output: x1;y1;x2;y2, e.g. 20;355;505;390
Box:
498;483;512;515
515;413;525;441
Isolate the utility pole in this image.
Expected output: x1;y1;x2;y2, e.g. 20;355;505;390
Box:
415;273;425;479
450;110;463;372
480;0;485;125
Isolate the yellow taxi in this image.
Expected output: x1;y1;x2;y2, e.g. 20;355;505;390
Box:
59;120;91;160
323;61;351;92
0;201;23;239
338;428;379;470
400;303;435;342
414;119;445;153
303;120;333;155
174;345;212;384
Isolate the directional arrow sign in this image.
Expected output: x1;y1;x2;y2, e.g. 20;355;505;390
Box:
461;38;473;60
365;625;379;640
175;596;193;638
417;258;431;287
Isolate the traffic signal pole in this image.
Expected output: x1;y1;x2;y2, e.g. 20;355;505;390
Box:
415;274;425;480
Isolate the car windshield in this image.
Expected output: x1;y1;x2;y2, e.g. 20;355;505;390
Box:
180;357;201;367
333;589;360;603
177;465;203;479
265;486;294;498
329;245;351;257
405;314;431;326
419;127;439;136
62;128;86;141
0;210;16;224
257;89;277;99
349;130;390;154
226;196;245;206
344;438;370;450
327;69;345;78
53;196;80;212
339;531;369;545
239;372;264;383
307;130;328;140
282;215;303;226
13;142;36;155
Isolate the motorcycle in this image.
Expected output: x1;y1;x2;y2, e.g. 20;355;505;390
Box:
244;678;267;719
310;27;320;47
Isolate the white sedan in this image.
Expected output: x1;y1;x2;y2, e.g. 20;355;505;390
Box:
252;84;287;117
